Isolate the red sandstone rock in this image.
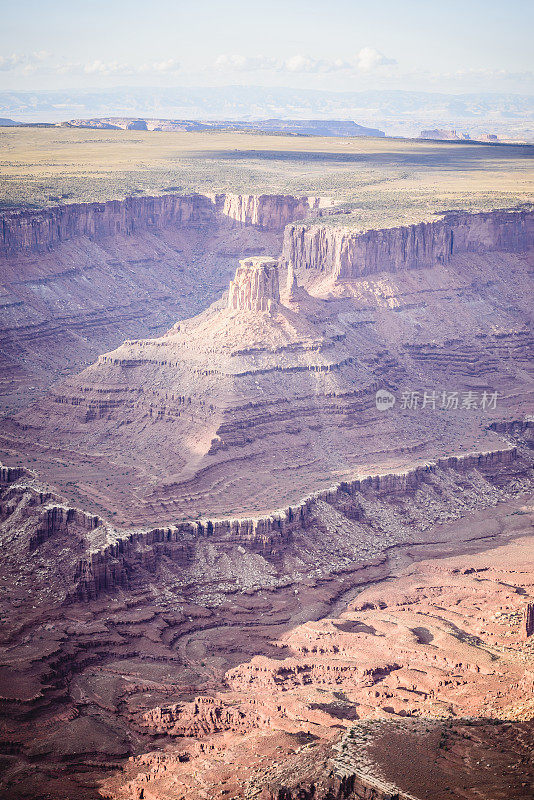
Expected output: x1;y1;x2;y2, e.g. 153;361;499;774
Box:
0;199;533;800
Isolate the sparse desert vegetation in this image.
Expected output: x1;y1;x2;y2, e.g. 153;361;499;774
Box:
1;126;532;229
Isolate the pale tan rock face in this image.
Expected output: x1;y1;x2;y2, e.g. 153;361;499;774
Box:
0;193;325;255
282;209;534;282
227;257;280;312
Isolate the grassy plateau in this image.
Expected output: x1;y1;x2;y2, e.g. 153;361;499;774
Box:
0;126;532;229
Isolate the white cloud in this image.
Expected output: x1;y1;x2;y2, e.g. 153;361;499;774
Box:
83;58;181;76
0;52;180;77
214;54;278;71
284;55;316;72
356;47;397;72
214;49;396;75
84;60;135;76
284;55;354;73
55;62;84;76
0;51;54;72
144;58;181;74
284;55;323;73
214;52;346;74
0;53;27;71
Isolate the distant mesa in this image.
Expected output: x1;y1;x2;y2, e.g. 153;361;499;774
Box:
60;117;386;137
420;128;499;143
125;119;148;130
238;119;386;137
0;117;53;128
420;128;471;141
60;118;204;131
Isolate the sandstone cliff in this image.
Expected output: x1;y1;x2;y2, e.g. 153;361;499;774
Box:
282;208;534;280
1;439;524;605
209;193;325;231
0;192;326;412
20;443;521;603
0;192;324;255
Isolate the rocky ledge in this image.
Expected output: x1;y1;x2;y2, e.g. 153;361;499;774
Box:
228;256;280;312
0;193;326;255
283;207;534;280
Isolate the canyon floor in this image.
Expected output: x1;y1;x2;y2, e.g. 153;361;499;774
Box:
102;519;534;800
0;458;532;799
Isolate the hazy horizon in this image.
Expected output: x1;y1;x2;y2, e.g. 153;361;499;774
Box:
1;0;533;95
2;84;533;141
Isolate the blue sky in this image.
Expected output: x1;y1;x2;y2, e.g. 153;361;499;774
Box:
1;0;533;93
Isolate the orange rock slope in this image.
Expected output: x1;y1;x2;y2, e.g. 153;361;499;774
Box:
0;425;532;799
101;521;534;800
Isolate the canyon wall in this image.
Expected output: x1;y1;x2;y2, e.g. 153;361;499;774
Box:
1;445;516;603
282;208;534;279
0;465;25;484
0;192;324;255
209;192;324;231
1;439;525;610
71;444;523;601
0;194;213;255
0;192;324;411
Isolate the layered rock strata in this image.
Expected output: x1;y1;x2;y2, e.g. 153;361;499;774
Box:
0;426;532;800
0;193;324;255
72;444;520;602
0;193;323;412
282;208;533;280
0;433;528;604
3;223;532;524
